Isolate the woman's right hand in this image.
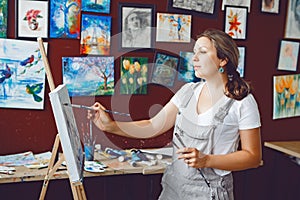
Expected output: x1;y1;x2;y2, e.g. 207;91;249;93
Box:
88;102;113;132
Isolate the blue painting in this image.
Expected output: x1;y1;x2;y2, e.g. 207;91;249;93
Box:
49;0;81;39
81;0;110;14
0;39;47;109
62;56;114;96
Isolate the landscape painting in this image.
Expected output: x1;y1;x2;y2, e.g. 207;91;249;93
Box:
81;0;111;13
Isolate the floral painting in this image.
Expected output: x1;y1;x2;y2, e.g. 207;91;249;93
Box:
273;74;300;119
120;57;148;95
0;0;8;38
177;51;201;82
62;56;114;96
49;0;81;39
0;39;47;109
277;40;299;71
17;0;48;38
151;52;179;87
156;13;192;43
224;6;248;39
81;0;111;14
80;14;111;55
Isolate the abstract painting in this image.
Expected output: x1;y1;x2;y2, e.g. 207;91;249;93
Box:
177;51;201;82
62;56;114;96
17;0;48;38
273;74;300;119
277;40;299;71
49;0;81;39
224;6;248;39
81;0;111;14
156;13;192;43
80;13;111;55
0;0;8;38
151;52;179;87
237;46;246;77
120;57;148;95
0;39;47;109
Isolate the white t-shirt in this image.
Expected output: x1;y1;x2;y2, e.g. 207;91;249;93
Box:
170;82;261;175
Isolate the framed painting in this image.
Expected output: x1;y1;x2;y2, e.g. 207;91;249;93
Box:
273;74;300;119
49;0;81;39
156;12;192;43
237;46;246;77
0;39;47;109
80;13;111;55
284;0;300;39
261;0;280;14
222;0;251;12
224;6;248;40
17;0;48;38
168;0;219;18
0;0;8;38
151;52;179;87
177;51;201;82
81;0;111;14
119;3;154;51
277;40;299;71
62;56;114;96
120;57;148;95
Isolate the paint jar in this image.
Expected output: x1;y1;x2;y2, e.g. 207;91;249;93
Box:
84;144;94;161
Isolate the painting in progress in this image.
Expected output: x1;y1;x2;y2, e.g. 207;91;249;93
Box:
49;84;84;182
62;56;114;96
0;39;47;109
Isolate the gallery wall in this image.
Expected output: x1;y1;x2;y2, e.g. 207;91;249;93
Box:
0;0;299;155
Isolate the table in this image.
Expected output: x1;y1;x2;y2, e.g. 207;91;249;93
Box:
264;141;300;158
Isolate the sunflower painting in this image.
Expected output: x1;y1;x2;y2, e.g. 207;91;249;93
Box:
224;6;248;39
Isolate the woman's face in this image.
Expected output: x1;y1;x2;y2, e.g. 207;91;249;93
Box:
192;36;221;79
127;13;141;31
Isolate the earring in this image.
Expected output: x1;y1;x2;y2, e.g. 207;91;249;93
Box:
218;67;224;73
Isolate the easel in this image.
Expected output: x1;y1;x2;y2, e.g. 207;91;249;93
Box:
37;38;87;200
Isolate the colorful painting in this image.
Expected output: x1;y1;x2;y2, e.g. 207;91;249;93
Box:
237;46;246;77
151;52;179;87
177;51;201;82
156;13;192;43
284;0;300;39
80;14;111;55
224;6;248;39
81;0;111;14
49;0;81;39
17;0;48;38
273;74;300;119
0;0;8;38
277;40;299;71
62;56;114;96
0;39;47;109
120;57;148;95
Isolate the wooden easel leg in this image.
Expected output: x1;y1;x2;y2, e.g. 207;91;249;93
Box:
71;182;87;200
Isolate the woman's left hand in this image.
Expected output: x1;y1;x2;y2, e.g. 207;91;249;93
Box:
177;147;208;168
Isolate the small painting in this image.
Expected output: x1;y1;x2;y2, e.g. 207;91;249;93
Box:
237;46;246;77
222;0;251;12
49;0;81;39
273;74;300;119
277;40;299;71
120;57;148;95
151;52;179;87
82;0;111;14
62;56;114;96
80;14;111;55
0;39;47;109
17;0;48;38
261;0;280;14
177;51;201;82
156;13;192;43
224;6;248;40
284;0;300;39
0;0;8;38
172;0;216;14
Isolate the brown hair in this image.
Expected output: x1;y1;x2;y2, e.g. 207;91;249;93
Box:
198;28;252;100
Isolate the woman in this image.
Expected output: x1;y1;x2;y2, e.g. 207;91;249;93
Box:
89;29;261;200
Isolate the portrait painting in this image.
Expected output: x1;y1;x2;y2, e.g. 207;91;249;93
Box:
17;0;48;38
273;74;300;119
0;39;47;109
49;0;81;39
62;56;114;96
119;3;154;50
277;40;299;71
261;0;280;14
177;51;201;82
151;52;179;87
81;0;111;13
284;0;300;39
0;0;8;38
224;6;248;39
80;14;111;55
